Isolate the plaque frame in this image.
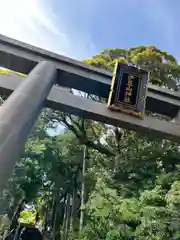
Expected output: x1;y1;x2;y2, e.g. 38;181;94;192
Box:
108;61;149;119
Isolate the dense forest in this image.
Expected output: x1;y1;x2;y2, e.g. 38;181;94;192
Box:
1;46;180;240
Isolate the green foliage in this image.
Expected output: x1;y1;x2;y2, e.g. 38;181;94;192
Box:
1;46;180;240
84;45;180;89
19;210;36;224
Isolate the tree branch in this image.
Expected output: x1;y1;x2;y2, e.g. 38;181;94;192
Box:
49;112;115;156
82;139;115;157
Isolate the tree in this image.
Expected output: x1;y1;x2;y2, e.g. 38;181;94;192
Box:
84;46;180;89
1;46;180;240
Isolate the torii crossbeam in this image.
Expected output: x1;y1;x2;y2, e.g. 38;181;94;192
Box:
0;34;180;191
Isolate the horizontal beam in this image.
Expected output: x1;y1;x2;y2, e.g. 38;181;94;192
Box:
0;73;180;142
0;34;180;118
0;34;110;98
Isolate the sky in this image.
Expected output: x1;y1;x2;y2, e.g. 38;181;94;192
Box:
0;0;179;135
0;0;180;61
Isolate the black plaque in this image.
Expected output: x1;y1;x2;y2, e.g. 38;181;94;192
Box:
108;62;148;118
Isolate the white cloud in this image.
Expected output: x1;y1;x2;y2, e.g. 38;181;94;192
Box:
0;0;96;59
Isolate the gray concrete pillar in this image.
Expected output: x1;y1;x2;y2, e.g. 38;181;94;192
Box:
0;61;57;192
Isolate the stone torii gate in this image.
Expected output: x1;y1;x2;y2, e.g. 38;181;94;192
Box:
0;34;180;192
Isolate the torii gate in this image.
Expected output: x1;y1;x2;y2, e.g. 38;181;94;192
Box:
0;34;180;192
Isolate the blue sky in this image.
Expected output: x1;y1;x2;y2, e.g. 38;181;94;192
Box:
0;0;180;61
0;0;179;135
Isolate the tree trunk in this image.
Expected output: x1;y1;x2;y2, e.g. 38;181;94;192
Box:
9;198;25;230
43;204;49;232
79;145;87;234
52;186;63;240
8;197;24;221
62;195;67;239
70;182;77;233
64;194;71;240
54;192;66;240
52;196;57;240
